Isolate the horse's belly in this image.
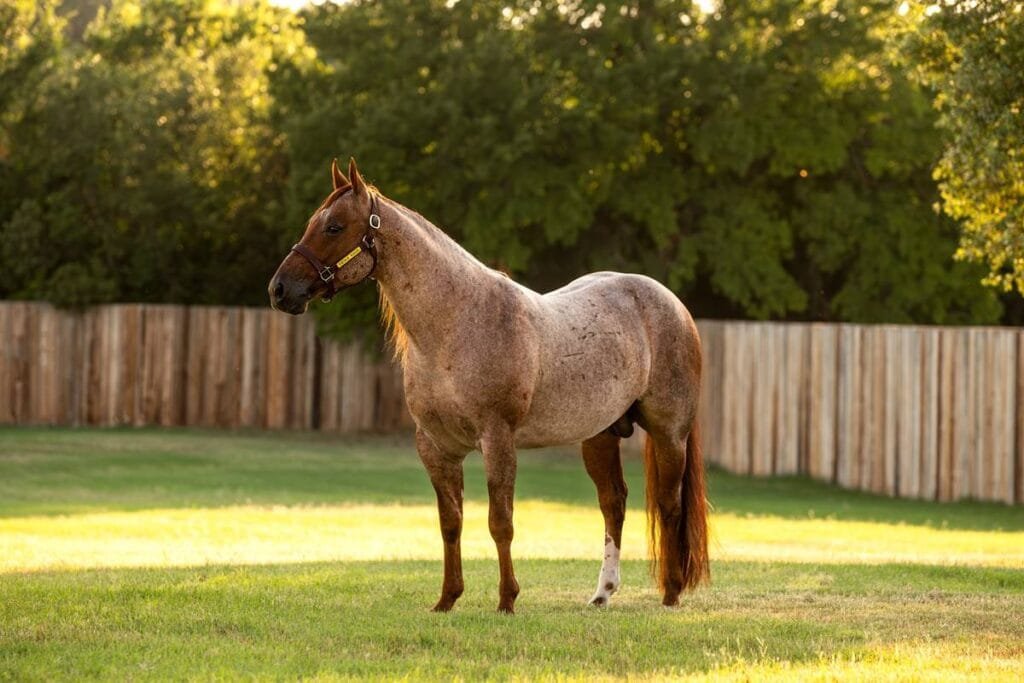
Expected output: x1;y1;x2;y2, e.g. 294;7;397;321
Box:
514;339;648;448
514;408;629;448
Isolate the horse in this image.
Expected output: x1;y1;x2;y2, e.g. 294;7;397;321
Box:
269;158;709;613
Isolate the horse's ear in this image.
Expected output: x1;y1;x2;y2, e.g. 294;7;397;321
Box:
349;157;366;196
331;158;348;190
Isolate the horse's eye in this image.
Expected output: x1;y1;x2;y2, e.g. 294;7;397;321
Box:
326;223;343;235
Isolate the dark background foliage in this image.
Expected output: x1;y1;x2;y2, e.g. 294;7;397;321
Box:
1;0;1021;341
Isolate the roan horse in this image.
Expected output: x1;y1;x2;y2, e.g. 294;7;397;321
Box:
269;159;709;613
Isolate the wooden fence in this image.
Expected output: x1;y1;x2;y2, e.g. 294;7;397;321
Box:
1;302;1021;504
697;321;1023;505
0;302;410;432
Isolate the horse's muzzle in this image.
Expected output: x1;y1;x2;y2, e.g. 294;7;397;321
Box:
268;274;310;315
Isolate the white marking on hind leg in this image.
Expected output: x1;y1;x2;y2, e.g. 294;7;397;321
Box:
588;534;620;606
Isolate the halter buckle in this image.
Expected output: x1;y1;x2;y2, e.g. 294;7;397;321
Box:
318;266;335;282
369;214;381;230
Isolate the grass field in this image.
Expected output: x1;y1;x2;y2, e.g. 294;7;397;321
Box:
1;428;1022;680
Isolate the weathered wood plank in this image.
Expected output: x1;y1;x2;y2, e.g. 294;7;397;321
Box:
918;328;940;501
717;324;734;471
35;305;58;424
11;303;31;423
774;324;802;475
751;324;774;477
696;321;719;464
263;310;287;429
937;328;956;501
0;304;10;424
735;323;754;475
239;308;260;428
319;340;340;431
294;317;317;430
1017;329;1024;505
185;307;207;426
991;329;1016;504
806;324;837;482
954;328;976;500
835;325;861;490
880;327;897;496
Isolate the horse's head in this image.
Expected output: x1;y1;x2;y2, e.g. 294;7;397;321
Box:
269;158;380;315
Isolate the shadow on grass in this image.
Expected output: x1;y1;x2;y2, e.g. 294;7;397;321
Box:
705;467;1024;532
2;558;1022;680
1;427;1022;533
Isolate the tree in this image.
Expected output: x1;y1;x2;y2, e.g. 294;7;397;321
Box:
287;0;999;337
0;1;63;231
0;0;315;306
914;0;1024;295
0;0;1006;333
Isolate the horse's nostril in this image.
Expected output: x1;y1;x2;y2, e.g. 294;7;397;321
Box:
273;281;285;301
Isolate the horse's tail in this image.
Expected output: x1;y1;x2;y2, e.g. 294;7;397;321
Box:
643;424;710;594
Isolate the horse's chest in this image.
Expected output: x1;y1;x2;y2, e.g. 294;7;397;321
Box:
402;367;483;450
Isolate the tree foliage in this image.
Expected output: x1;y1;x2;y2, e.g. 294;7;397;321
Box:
0;0;314;306
913;0;1024;295
0;0;1007;332
287;0;1000;332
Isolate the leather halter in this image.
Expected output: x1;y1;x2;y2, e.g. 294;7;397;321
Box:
290;192;381;302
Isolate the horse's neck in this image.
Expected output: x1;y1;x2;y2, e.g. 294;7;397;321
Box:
375;199;493;358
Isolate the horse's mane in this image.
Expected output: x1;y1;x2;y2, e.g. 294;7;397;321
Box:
378;288;409;362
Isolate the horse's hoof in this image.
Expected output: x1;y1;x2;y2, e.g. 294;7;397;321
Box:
588;595;608;607
497;603;516;614
431;600;455;613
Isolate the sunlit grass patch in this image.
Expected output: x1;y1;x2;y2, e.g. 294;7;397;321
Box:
699;641;1024;682
3;501;1023;573
1;428;1022;680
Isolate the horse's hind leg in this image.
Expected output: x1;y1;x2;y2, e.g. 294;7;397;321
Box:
582;431;627;606
641;422;710;607
416;429;468;612
645;430;687;605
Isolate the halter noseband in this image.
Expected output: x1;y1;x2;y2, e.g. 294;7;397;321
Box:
290;192;382;302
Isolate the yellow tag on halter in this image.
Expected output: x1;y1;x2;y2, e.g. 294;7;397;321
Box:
334;246;362;269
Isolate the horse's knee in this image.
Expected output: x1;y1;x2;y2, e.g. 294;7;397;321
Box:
488;514;514;544
436;498;462;541
441;522;461;544
488;500;514;542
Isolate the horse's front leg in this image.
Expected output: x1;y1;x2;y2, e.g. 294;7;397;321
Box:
481;425;520;613
416;429;467;612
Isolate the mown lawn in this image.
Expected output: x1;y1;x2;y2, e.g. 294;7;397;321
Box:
1;428;1022;681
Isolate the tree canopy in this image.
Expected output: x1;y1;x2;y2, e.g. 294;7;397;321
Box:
913;0;1024;296
1;0;314;306
0;0;1014;338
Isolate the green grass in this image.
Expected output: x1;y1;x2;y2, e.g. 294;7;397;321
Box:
1;427;1023;681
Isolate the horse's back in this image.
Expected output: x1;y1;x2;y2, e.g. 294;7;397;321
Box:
540;271;694;348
